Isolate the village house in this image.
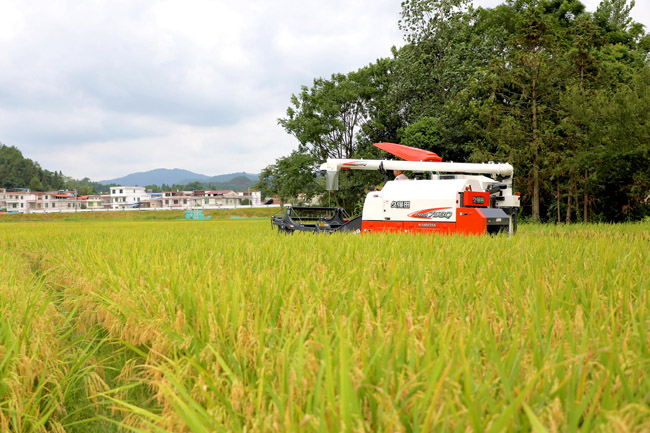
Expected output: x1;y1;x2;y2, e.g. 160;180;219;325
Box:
100;194;112;208
0;188;7;210
2;190;84;213
84;195;104;210
43;192;84;211
0;187;276;213
161;191;190;208
223;191;242;206
189;190;237;207
36;192;85;212
162;190;245;208
5;191;37;211
137;200;164;209
235;190;262;206
109;186;150;209
25;192;46;211
137;192;163;209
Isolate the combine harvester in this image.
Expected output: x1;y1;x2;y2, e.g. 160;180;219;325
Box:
271;143;520;235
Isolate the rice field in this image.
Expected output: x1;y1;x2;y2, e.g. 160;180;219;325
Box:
1;218;649;432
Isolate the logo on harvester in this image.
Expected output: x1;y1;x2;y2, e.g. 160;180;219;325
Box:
342;161;367;167
408;207;453;220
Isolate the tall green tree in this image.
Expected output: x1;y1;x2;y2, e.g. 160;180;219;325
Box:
279;71;370;161
572;70;650;221
28;175;44;192
394;0;512;162
397;0;479;120
279;59;406;163
277;61;400;212
473;1;565;221
356;58;404;148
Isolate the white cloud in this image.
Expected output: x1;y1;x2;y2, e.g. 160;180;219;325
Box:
1;0;647;181
0;1;24;42
0;0;403;180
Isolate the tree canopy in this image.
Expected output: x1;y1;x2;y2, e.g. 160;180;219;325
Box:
0;143;66;191
265;0;650;222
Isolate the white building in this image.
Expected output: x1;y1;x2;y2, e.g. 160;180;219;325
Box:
165;190;242;208
235;190;261;206
41;192;83;211
161;191;190;208
4;191;37;212
250;191;262;206
109;186;150;209
85;195;104;210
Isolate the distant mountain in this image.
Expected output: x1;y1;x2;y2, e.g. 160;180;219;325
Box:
185;171;259;185
99;168;208;186
99;169;259;187
203;175;258;191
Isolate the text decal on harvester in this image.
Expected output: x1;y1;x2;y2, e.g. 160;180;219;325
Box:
408;207;454;220
391;201;411;209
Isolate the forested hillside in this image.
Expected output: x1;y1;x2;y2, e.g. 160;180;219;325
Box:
0;143;67;191
261;0;650;222
0;143;111;194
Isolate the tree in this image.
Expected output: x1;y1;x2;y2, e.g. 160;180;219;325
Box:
552;0;649;222
393;0;520;162
254;151;322;206
29;175;44;192
78;185;94;196
594;0;643;45
279;73;366;161
395;0;499;124
0;144;38;188
186;181;204;191
356;58;405;148
400;116;464;160
276;61;400;212
473;1;565;221
572;71;650;221
279;60;401;163
256;164;281;204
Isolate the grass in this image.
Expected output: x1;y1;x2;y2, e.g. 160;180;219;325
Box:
1;219;649;432
0;206;279;222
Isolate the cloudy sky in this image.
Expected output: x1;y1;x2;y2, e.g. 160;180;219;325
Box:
0;0;648;181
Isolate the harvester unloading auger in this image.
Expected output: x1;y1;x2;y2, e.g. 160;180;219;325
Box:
271;142;520;235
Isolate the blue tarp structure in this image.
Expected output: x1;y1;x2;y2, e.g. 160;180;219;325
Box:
184;209;211;220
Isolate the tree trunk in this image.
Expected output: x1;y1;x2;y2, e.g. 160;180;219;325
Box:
583;169;588;223
533;149;540;222
531;78;540;222
566;180;573;224
557;180;561;224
